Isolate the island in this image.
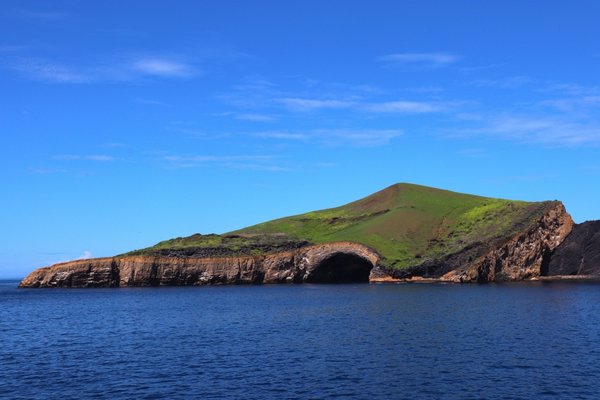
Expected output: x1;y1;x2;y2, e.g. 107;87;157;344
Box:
19;183;600;287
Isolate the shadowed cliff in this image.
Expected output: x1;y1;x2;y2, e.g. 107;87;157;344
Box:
544;221;600;276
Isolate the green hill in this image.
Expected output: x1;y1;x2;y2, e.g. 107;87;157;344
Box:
127;183;556;270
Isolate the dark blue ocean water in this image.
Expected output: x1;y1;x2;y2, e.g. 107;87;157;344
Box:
2;280;600;399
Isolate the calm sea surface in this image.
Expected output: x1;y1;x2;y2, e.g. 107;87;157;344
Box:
2;280;600;399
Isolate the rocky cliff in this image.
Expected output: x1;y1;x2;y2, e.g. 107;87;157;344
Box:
543;220;600;276
19;242;380;288
371;201;573;282
20;202;575;287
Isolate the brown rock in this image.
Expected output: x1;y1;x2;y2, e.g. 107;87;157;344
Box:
441;201;573;282
18;203;575;287
19;242;381;288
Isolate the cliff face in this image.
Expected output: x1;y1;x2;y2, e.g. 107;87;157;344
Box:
544;221;600;276
19;202;576;287
370;201;573;282
441;202;573;282
19;242;380;288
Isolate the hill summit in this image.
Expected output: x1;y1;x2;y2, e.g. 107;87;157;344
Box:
132;183;562;270
20;183;576;287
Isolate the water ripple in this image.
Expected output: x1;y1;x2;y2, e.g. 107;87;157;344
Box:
2;281;600;398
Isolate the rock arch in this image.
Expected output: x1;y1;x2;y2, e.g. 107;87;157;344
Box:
299;242;380;283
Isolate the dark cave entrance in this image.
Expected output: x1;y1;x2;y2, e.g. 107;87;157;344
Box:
306;253;373;283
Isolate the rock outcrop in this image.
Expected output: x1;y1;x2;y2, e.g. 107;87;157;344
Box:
373;201;574;283
543;220;600;276
19;202;577;287
441;201;573;282
19;242;380;288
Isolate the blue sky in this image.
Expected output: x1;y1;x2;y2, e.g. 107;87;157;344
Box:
2;0;600;278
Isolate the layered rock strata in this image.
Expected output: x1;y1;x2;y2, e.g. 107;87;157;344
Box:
19;202;575;287
375;201;573;282
19;242;380;288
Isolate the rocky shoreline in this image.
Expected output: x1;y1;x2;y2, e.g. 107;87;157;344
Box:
20;201;598;288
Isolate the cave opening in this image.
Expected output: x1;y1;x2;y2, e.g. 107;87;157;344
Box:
306;253;373;283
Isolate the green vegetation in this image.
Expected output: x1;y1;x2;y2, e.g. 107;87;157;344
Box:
128;183;556;269
125;233;309;258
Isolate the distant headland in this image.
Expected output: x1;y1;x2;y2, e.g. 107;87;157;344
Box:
19;183;600;288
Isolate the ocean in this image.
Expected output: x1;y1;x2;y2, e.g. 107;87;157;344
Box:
2;280;600;399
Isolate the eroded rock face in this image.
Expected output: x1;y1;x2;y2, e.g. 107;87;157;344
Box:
544;221;600;276
437;202;573;282
19;242;381;288
19;202;576;287
373;201;574;283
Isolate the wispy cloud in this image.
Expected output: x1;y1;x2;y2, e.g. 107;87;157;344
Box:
219;77;456;118
364;100;449;113
133;98;172;107
254;128;402;147
13;59;90;83
53;154;116;162
277;97;355;111
541;83;600;96
379;52;460;68
235;113;275;122
469;76;531;89
166;123;216;138
163;154;288;171
455;115;600;146
316;129;402;146
10;56;198;83
255;131;310;140
164;155;278;163
272;96;452;114
15;8;68;20
541;96;600;113
131;58;197;77
79;250;92;260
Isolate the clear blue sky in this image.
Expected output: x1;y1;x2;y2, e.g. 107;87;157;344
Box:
2;0;600;278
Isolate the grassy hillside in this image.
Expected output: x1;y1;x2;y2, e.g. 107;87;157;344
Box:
127;183;555;269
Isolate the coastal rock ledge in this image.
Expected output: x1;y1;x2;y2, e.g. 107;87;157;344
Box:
20;202;575;287
19;242;380;288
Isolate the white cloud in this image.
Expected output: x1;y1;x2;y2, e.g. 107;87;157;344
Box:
131;58;196;77
10;56;198;83
254;129;402;147
277;97;355;111
54;154;116;161
273;96;450;115
379;52;460;68
235;113;275;122
133;98;171;106
80;250;92;260
164;155;278;163
254;131;310;140
317;129;402;146
541;96;600;113
364;100;447;113
469;76;531;89
456;115;600;146
162;154;287;170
